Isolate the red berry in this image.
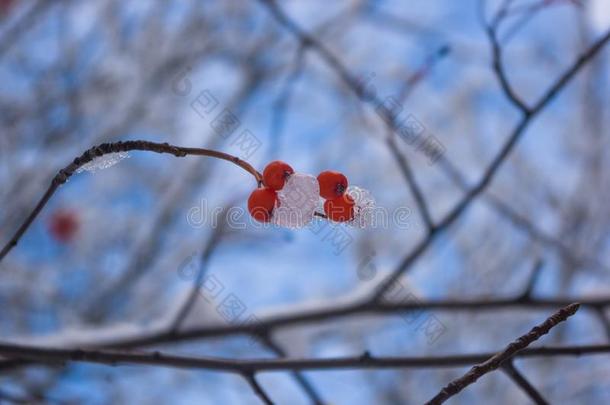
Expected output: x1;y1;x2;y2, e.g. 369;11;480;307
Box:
317;170;348;200
48;209;79;243
248;187;278;222
324;194;355;222
0;0;14;15
263;161;294;190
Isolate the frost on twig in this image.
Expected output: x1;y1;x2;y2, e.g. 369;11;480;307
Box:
75;152;130;173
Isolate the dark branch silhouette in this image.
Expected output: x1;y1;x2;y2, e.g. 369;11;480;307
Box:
502;361;549;405
0;140;263;263
425;303;579;404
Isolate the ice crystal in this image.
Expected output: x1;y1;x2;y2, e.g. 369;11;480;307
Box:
76;152;129;173
346;186;376;228
272;173;319;228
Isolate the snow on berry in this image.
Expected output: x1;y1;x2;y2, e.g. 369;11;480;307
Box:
263;160;294;190
272;173;319;228
346;186;376;228
76;152;130;173
248;187;278;223
317;170;348;200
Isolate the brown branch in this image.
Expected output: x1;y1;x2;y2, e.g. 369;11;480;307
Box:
0;140;263;264
3;339;610;375
424;303;580;404
2;343;609;372
2;291;606;374
43;294;606;350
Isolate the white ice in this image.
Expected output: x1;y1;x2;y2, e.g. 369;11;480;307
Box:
76;152;130;173
272;173;319;229
346;186;376;228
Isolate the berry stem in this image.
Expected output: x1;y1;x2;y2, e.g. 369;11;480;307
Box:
178;146;263;184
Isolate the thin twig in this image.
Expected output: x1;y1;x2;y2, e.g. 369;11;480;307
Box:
169;214;325;403
168;221;225;333
485;24;530;113
261;335;325;405
67;294;608;350
385;132;435;232
437;157;609;272
382;45;450;232
0;140;262;264
593;307;610;341
257;0;610;303
243;373;274;405
268;43;307;159
424;303;580;404
372;27;610;300
517;258;544;302
3;338;610;375
502;361;549;405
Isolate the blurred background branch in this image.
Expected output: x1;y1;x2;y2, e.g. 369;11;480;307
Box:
1;0;609;403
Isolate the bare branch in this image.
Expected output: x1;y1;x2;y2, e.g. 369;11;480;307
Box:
593;307;610;341
168;222;225;333
424;303;579;404
3;338;610;376
484;24;530;113
257;0;610;303
36;294;610;350
373;27;610;299
261;335;325;405
243;373;274;405
502;361;549;405
516;259;544;303
0;140;263;264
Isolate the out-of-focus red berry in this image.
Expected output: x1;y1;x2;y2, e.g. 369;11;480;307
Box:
248;187;278;222
317;170;348;200
0;0;15;15
263;161;294;190
48;209;79;243
323;194;355;222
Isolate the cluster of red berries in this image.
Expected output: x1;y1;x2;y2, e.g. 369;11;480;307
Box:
317;170;354;222
248;161;356;224
248;161;294;222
